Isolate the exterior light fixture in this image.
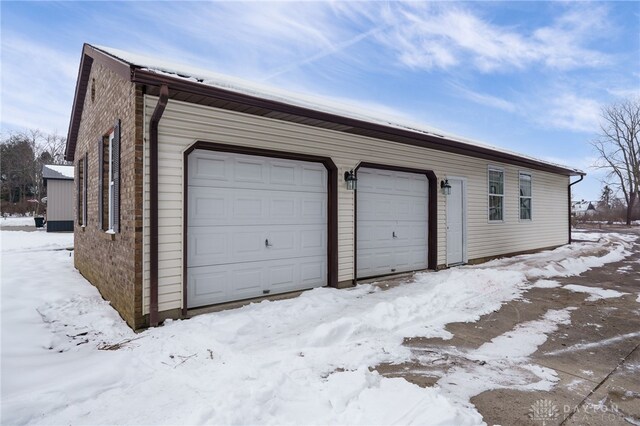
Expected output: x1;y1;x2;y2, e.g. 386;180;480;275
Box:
441;178;452;196
344;170;357;191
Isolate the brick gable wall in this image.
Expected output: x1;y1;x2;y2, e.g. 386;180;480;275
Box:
73;62;145;329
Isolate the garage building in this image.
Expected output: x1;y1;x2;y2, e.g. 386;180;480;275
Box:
42;164;74;232
65;44;584;329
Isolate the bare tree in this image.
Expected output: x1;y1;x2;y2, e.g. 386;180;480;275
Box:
592;98;640;225
0;129;69;216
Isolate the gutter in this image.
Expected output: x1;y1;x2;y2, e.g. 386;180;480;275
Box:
568;175;585;244
149;84;169;327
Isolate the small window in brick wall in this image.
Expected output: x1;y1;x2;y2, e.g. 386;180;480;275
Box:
77;153;87;226
99;120;121;233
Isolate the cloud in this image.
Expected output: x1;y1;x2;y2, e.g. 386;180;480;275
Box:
125;2;352;80
450;84;517;112
262;26;385;81
372;3;611;73
542;93;602;133
1;34;78;133
606;87;640;100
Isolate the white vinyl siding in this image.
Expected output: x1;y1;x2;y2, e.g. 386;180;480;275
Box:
143;96;570;314
519;172;532;220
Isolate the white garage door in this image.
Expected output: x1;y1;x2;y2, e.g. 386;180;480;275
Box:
357;167;428;278
187;150;327;308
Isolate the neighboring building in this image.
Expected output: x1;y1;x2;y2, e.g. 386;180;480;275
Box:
42;164;74;232
571;200;597;217
64;44;585;329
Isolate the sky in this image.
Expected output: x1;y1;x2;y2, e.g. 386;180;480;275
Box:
1;1;639;201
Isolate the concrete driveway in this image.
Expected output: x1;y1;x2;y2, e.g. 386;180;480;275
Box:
376;227;640;425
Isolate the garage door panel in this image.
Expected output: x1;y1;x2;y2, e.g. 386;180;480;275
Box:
269;162;296;185
301;166;325;188
192;156;228;183
188;257;325;307
357;167;428;278
189;270;229;305
271;198;295;218
358;170;427;197
357;250;394;277
189;187;326;227
358;195;426;222
192;194;227;221
189;151;326;192
357;222;426;249
234;267;264;293
235;158;265;183
188;224;326;267
300;229;325;249
357;199;394;221
300;260;326;285
302;199;326;218
395;222;427;244
357;223;394;248
406;248;428;268
187;150;328;308
394;247;427;267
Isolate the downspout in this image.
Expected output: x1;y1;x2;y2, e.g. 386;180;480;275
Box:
149;84;169;327
568;175;584;244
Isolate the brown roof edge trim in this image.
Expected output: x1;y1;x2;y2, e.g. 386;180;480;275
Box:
84;45;133;79
65;49;93;162
65;44;133;162
133;69;584;177
149;85;169;327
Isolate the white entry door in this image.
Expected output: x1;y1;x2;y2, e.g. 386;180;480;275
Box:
187;150;327;308
357;167;428;278
446;178;465;265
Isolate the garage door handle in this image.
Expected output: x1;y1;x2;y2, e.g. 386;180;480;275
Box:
265;239;272;248
392;232;397;239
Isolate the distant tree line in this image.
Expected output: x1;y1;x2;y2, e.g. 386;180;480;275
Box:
595;184;640;222
592;98;640;225
0;130;69;216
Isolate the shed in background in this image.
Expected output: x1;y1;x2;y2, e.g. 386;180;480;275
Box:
42;165;74;232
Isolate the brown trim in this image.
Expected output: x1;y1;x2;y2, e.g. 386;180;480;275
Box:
65;44;133;162
568;175;584;244
353;163;438;282
85;45;132;80
149;85;169;327
132;69;583;177
66;53;93;162
182;141;338;313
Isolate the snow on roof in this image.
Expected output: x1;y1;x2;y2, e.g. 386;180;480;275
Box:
93;44;583;175
43;164;74;180
571;200;597;212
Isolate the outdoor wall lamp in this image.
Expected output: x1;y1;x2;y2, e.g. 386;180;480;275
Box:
344;170;357;191
441;178;452;196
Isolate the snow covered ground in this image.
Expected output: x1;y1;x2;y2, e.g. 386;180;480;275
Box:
562;284;628;301
0;217;39;227
0;231;636;425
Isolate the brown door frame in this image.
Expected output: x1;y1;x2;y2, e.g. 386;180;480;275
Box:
182;141;338;315
353;162;438;282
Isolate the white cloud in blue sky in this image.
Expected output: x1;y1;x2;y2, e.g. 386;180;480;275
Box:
1;1;639;200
